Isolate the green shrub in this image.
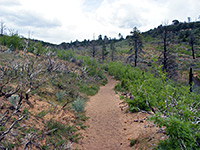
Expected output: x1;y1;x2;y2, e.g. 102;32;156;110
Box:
36;110;48;118
8;95;19;108
56;49;75;61
80;84;99;96
71;97;86;113
34;42;46;55
108;60;200;149
46;120;80;144
76;56;107;83
56;90;66;101
5;142;15;149
130;139;136;147
0;34;23;50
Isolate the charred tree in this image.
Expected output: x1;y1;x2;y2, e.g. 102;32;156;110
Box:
91;40;97;58
110;41;115;61
189;67;193;92
158;25;178;78
128;27;143;67
0;20;6;35
101;37;109;61
163;26;168;72
189;34;195;59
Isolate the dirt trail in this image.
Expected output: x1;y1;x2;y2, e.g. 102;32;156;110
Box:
77;75;130;150
74;76;162;150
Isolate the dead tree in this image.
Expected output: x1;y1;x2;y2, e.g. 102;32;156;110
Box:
163;26;168;72
101;41;107;61
128;27;143;67
110;41;116;61
189;34;195;59
91;40;97;58
158;25;178;78
189;67;193;92
0;20;6;35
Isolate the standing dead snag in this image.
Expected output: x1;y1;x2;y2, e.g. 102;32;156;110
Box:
189;34;195;59
110;41;116;61
91;40;97;58
189;67;193;92
128;27;143;67
0;20;6;35
158;25;177;78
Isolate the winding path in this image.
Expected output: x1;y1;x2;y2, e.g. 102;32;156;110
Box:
74;76;160;150
76;76;132;150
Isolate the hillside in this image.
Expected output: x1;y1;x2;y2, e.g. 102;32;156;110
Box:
0;21;200;149
68;21;200;86
0;47;107;149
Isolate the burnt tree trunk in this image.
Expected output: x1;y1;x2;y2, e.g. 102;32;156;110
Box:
102;42;106;61
92;44;96;58
189;35;195;59
110;42;115;62
192;45;195;59
163;27;167;72
189;67;193;92
189;34;195;59
134;39;138;67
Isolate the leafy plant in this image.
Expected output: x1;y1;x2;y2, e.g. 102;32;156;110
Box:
80;84;99;96
107;60;200;149
8;95;19;108
0;34;23;50
71;97;86;113
46;120;80;143
56;90;66;101
56;49;75;61
130;139;137;147
36;110;48;118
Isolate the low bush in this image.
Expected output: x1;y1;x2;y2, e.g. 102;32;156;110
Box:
46;119;80;147
0;34;23;50
56;49;75;61
56;90;66;101
8;95;19;108
80;84;99;96
71;97;86;113
129;139;137;147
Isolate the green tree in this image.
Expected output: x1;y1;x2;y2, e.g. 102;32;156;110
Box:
172;19;179;25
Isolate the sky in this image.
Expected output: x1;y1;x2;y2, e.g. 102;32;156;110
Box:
0;0;200;44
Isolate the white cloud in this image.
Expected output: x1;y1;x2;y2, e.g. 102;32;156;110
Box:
0;0;21;6
0;0;200;44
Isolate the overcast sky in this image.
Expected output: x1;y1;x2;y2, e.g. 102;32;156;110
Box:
0;0;200;44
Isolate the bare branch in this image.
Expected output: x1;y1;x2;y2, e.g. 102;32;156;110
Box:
0;92;23;126
0;110;8;124
0;115;26;142
5;86;20;98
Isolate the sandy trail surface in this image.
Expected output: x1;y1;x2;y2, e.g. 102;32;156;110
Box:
74;76;161;150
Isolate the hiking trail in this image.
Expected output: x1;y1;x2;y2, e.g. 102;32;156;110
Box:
73;75;162;150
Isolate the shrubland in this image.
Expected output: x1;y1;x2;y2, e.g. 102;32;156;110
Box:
0;36;106;149
1;20;200;149
107;60;200;149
